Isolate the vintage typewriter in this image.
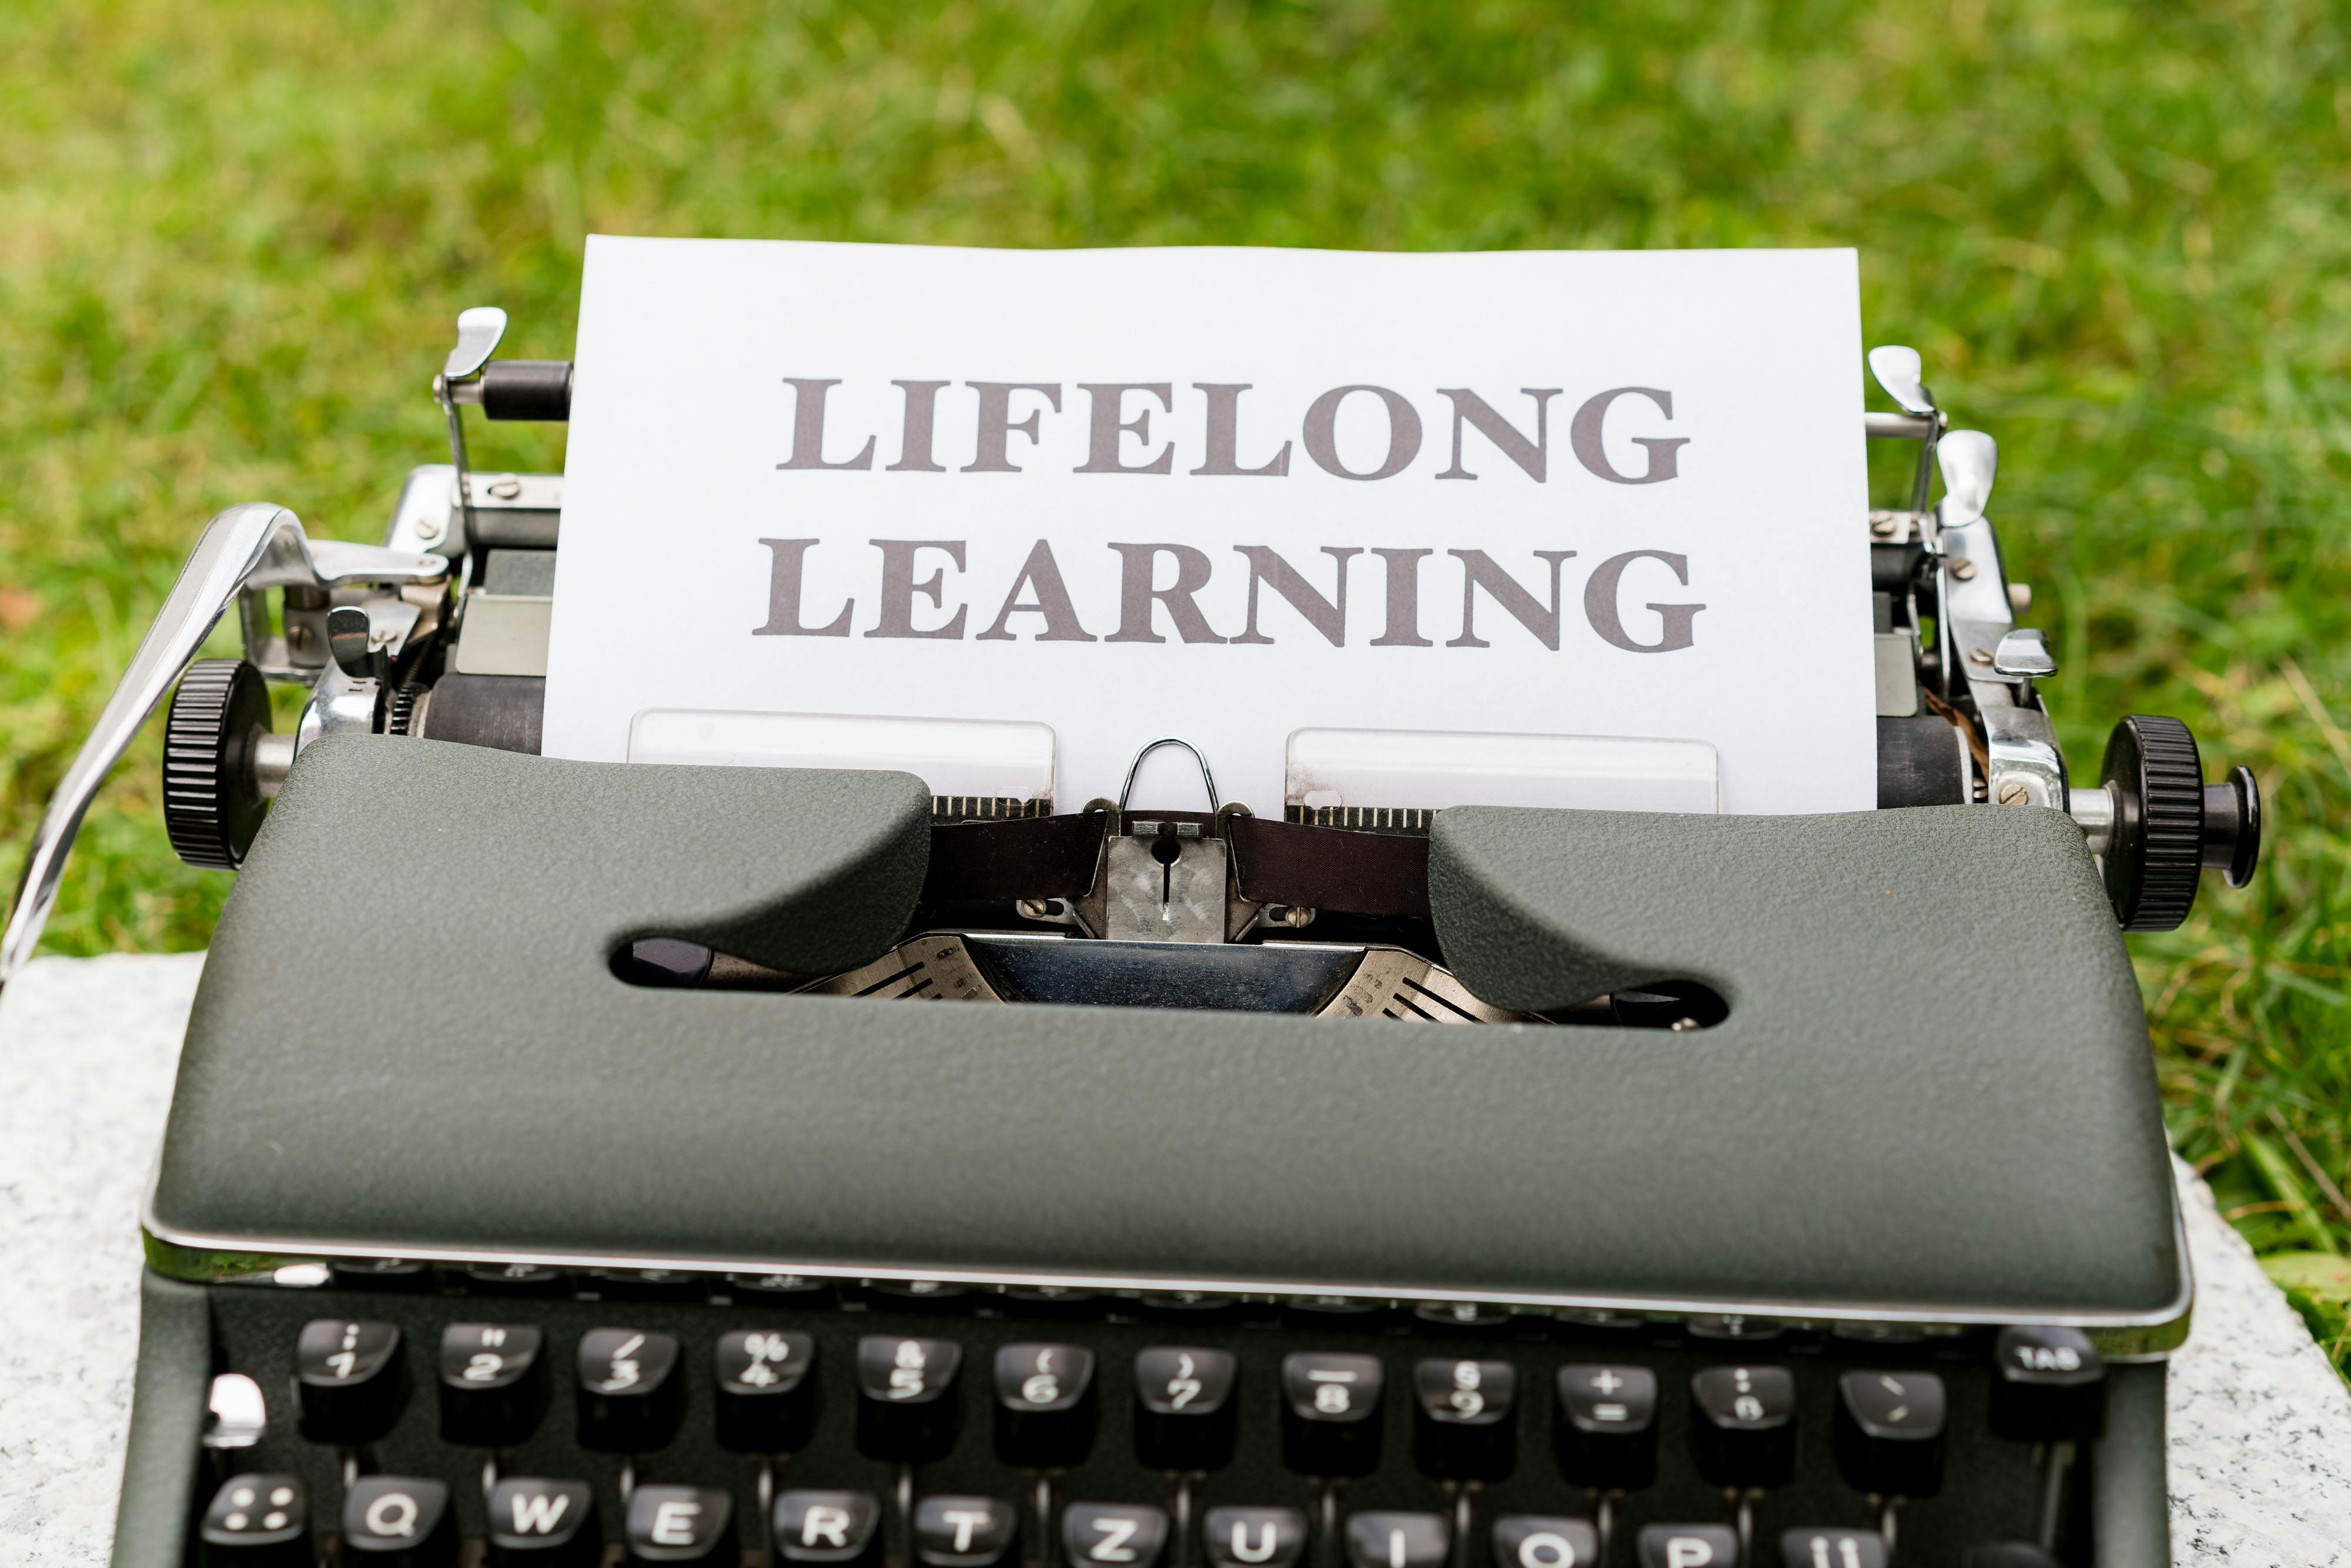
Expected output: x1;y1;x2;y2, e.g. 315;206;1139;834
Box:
1;315;2263;1568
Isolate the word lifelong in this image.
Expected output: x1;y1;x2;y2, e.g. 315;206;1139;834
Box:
775;379;1688;485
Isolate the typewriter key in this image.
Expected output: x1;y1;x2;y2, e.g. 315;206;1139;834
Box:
1280;1352;1384;1476
1062;1503;1171;1568
1779;1528;1889;1568
486;1478;597;1566
914;1495;1019;1568
1832;1370;1946;1497
1133;1346;1239;1471
715;1329;817;1453
1343;1512;1449;1568
774;1490;884;1564
1690;1365;1798;1487
342;1476;455;1564
1988;1326;2105;1443
856;1335;964;1462
294;1319;404;1445
1553;1365;1658;1491
1412;1356;1517;1480
438;1323;546;1447
1491;1517;1600;1568
1203;1508;1307;1568
576;1329;683;1452
624;1485;735;1563
994;1341;1099;1467
1635;1524;1737;1568
198;1473;307;1564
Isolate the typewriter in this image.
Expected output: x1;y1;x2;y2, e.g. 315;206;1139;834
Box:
1;315;2264;1568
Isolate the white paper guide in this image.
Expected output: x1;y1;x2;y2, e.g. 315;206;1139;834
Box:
544;238;1875;814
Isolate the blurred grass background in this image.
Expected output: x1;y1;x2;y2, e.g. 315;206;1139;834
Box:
2;0;2347;1363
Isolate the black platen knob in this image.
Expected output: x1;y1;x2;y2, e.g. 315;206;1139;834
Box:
164;658;273;870
2099;715;2260;931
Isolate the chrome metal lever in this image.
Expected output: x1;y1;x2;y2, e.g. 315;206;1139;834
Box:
432;306;509;557
0;503;444;992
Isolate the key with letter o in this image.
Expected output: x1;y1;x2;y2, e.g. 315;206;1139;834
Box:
1494;1517;1600;1568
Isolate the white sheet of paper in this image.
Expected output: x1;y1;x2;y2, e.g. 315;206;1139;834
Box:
543;238;1874;814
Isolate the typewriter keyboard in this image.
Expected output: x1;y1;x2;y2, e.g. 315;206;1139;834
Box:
187;1275;2109;1568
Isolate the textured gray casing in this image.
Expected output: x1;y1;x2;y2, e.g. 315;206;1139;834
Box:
111;1272;209;1568
151;739;2179;1320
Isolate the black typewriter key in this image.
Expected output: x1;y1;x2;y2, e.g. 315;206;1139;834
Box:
486;1478;597;1566
1832;1370;1946;1497
342;1476;456;1564
865;1279;975;1311
715;1329;818;1452
198;1473;307;1564
1690;1365;1797;1487
994;1342;1098;1466
914;1495;1019;1567
1553;1364;1658;1490
1063;1503;1171;1568
728;1271;839;1306
1413;1300;1521;1333
774;1490;884;1564
467;1262;568;1293
1688;1315;1785;1343
857;1335;964;1461
333;1258;432;1291
593;1268;705;1300
1778;1529;1888;1568
1491;1516;1600;1568
1413;1356;1516;1479
1203;1508;1307;1568
1004;1285;1103;1318
1136;1290;1246;1323
625;1485;735;1563
1988;1326;2105;1443
1134;1346;1240;1471
295;1318;403;1443
1280;1352;1383;1476
576;1328;683;1452
1344;1512;1449;1568
439;1322;546;1446
1635;1524;1738;1568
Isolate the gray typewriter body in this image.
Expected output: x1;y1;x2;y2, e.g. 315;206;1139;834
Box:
1;320;2261;1568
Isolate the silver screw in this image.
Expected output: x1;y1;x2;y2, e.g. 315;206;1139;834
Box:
1968;646;1994;666
1950;559;1978;581
1282;905;1317;928
414;516;443;543
1997;780;2033;806
1869;514;1898;539
1669;1017;1699;1032
487;475;523;501
1016;898;1056;920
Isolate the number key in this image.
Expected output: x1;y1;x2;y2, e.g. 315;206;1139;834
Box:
576;1329;682;1453
295;1319;403;1444
1280;1353;1383;1476
715;1329;817;1453
1133;1347;1239;1472
438;1323;545;1447
1413;1358;1516;1480
994;1342;1098;1467
856;1336;962;1462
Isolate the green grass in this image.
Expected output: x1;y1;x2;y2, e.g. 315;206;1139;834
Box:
3;0;2347;1363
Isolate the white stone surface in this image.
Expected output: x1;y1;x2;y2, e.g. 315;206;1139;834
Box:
1;950;2349;1563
